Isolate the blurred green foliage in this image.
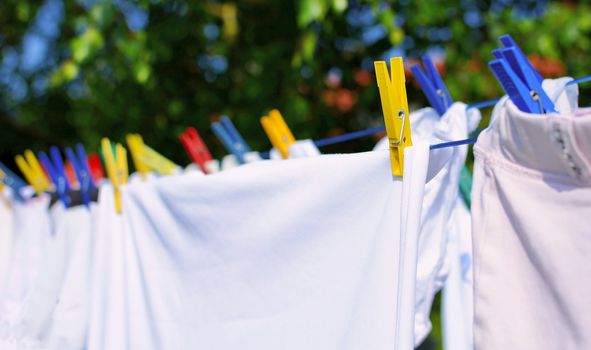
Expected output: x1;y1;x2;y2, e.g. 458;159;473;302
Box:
1;1;591;166
2;1;591;348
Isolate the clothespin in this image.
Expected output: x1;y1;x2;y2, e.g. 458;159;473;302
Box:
489;35;556;114
260;109;295;159
0;170;6;206
87;153;106;183
101;138;128;213
489;59;543;114
0;162;28;200
38;146;71;207
126;134;179;176
15;150;52;195
410;56;453;116
126;134;151;179
179;127;213;173
211;116;252;165
65;143;95;208
499;34;543;83
374;57;413;177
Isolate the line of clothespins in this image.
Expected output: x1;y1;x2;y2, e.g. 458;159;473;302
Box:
0;34;589;212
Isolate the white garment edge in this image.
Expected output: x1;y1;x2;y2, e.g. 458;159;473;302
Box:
374;104;481;346
395;141;430;349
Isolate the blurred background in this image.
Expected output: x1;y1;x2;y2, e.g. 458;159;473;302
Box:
2;0;591;348
2;0;591;165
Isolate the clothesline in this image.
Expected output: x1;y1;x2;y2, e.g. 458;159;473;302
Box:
261;75;591;158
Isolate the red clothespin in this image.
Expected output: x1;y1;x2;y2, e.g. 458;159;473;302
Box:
87;153;106;183
179;127;213;174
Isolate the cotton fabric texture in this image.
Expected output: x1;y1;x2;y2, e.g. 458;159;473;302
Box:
471;78;591;350
83;144;431;350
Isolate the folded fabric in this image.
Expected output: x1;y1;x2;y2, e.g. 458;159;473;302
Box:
374;103;481;345
472;77;591;350
84;143;432;350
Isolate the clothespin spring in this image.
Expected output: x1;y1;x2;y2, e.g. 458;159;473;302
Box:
391;109;406;146
530;91;544;114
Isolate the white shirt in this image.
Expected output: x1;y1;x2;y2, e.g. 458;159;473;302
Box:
471;77;591;350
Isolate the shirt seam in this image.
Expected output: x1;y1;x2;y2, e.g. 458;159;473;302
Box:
473;146;590;186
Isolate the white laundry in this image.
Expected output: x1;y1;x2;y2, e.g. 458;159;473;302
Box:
0;189;14;294
441;198;473;350
471;77;591;350
269;139;321;159
14;203;94;348
43;203;95;350
0;196;51;347
374;103;481;345
83;184;130;350
221;152;263;171
85;144;432;350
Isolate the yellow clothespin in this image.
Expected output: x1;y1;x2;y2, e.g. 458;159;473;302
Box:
0;169;5;191
126;133;179;176
101;138;128;213
126;134;151;180
260;109;296;159
374;57;413;176
15;150;52;195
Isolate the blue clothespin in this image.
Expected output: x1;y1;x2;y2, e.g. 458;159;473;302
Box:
499;34;543;83
0;162;27;201
497;47;556;113
65;143;95;208
39;146;71;207
489;35;556;114
410;56;453;116
212;116;252;164
489;59;542;113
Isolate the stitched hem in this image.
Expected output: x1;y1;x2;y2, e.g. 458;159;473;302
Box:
473;146;591;186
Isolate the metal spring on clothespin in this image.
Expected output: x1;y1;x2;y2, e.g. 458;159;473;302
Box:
374;57;413;177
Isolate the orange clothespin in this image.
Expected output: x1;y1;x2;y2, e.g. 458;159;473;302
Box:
101;138;128;213
374;57;413;176
15;150;52;195
179;127;213;174
260;109;295;159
